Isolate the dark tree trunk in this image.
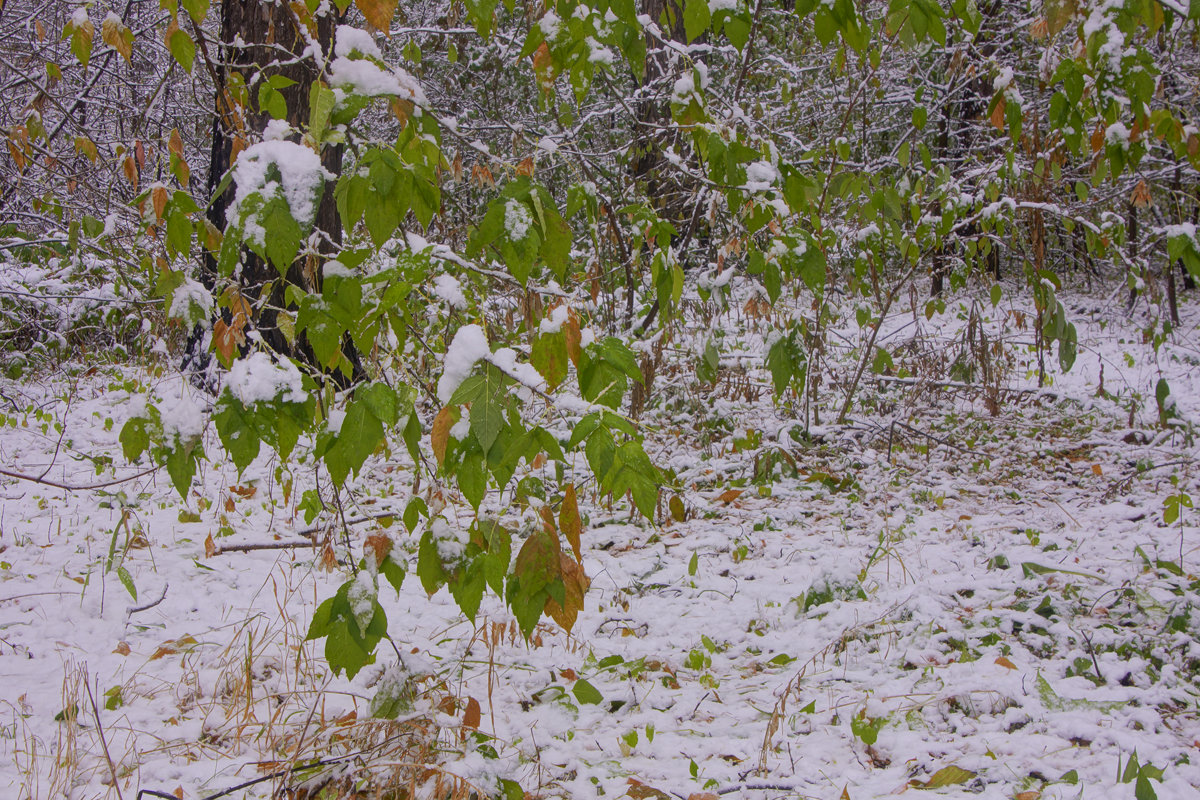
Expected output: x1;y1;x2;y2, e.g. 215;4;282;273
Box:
186;1;360;389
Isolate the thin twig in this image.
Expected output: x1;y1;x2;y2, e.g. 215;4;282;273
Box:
85;679;125;800
126;582;169;617
0;465;158;491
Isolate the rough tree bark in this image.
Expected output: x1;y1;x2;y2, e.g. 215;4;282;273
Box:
185;1;361;388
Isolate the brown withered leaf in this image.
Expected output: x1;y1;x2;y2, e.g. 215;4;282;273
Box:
101;13;132;63
169;128;184;158
431;406;455;467
204;533;216;558
462;696;481;730
626;779;671;800
539;505;556;535
320;544;338;571
113;641;131;656
995;656;1017;670
717;488;743;504
1130;178;1152;208
559;484;582;561
516;156;535;177
228;484;256;498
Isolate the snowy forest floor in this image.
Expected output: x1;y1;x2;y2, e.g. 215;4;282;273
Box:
3;283;1200;800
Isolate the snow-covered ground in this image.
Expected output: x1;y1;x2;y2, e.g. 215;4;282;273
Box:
2;286;1199;800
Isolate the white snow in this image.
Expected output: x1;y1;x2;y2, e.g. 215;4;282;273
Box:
504;200;533;241
227;351;306;405
433;274;466;309
436;324;490;404
229;140;331;230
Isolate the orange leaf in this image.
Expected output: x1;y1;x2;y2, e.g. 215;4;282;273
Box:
564;311;582;367
168;128;184;158
364;533;392;567
463;696;481;730
995;656;1016;670
151;185;169;222
204;533;216;558
113;641;131;656
717;488;743;504
1091;464;1103;476
228;484;256;498
355;0;398;33
516;156;535;177
545;554;589;632
173;786;184;800
989;95;1006;131
539;505;556;534
431;406;455;467
123;155;138;189
560;484;582;562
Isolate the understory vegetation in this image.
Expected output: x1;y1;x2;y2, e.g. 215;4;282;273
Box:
2;0;1200;798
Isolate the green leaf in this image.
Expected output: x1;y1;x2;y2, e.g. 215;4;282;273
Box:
168;29;195;73
116;565;137;600
180;0;209;24
572;679;603;705
119;417;150;462
531;331;569;391
684;0;711;42
165;440;198;498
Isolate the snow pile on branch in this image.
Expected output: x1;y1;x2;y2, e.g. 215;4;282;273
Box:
329;26;427;105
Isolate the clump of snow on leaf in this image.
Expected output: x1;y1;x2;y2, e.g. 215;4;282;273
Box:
168;278;213;328
227;352;306;406
229;141;330;234
437;325;490;404
504;200;533;241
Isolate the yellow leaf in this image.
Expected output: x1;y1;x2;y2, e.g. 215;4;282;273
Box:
74;136;98;163
431;406;455;467
560;484;582;561
354;0;398;33
669;495;686;522
912;765;976;789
